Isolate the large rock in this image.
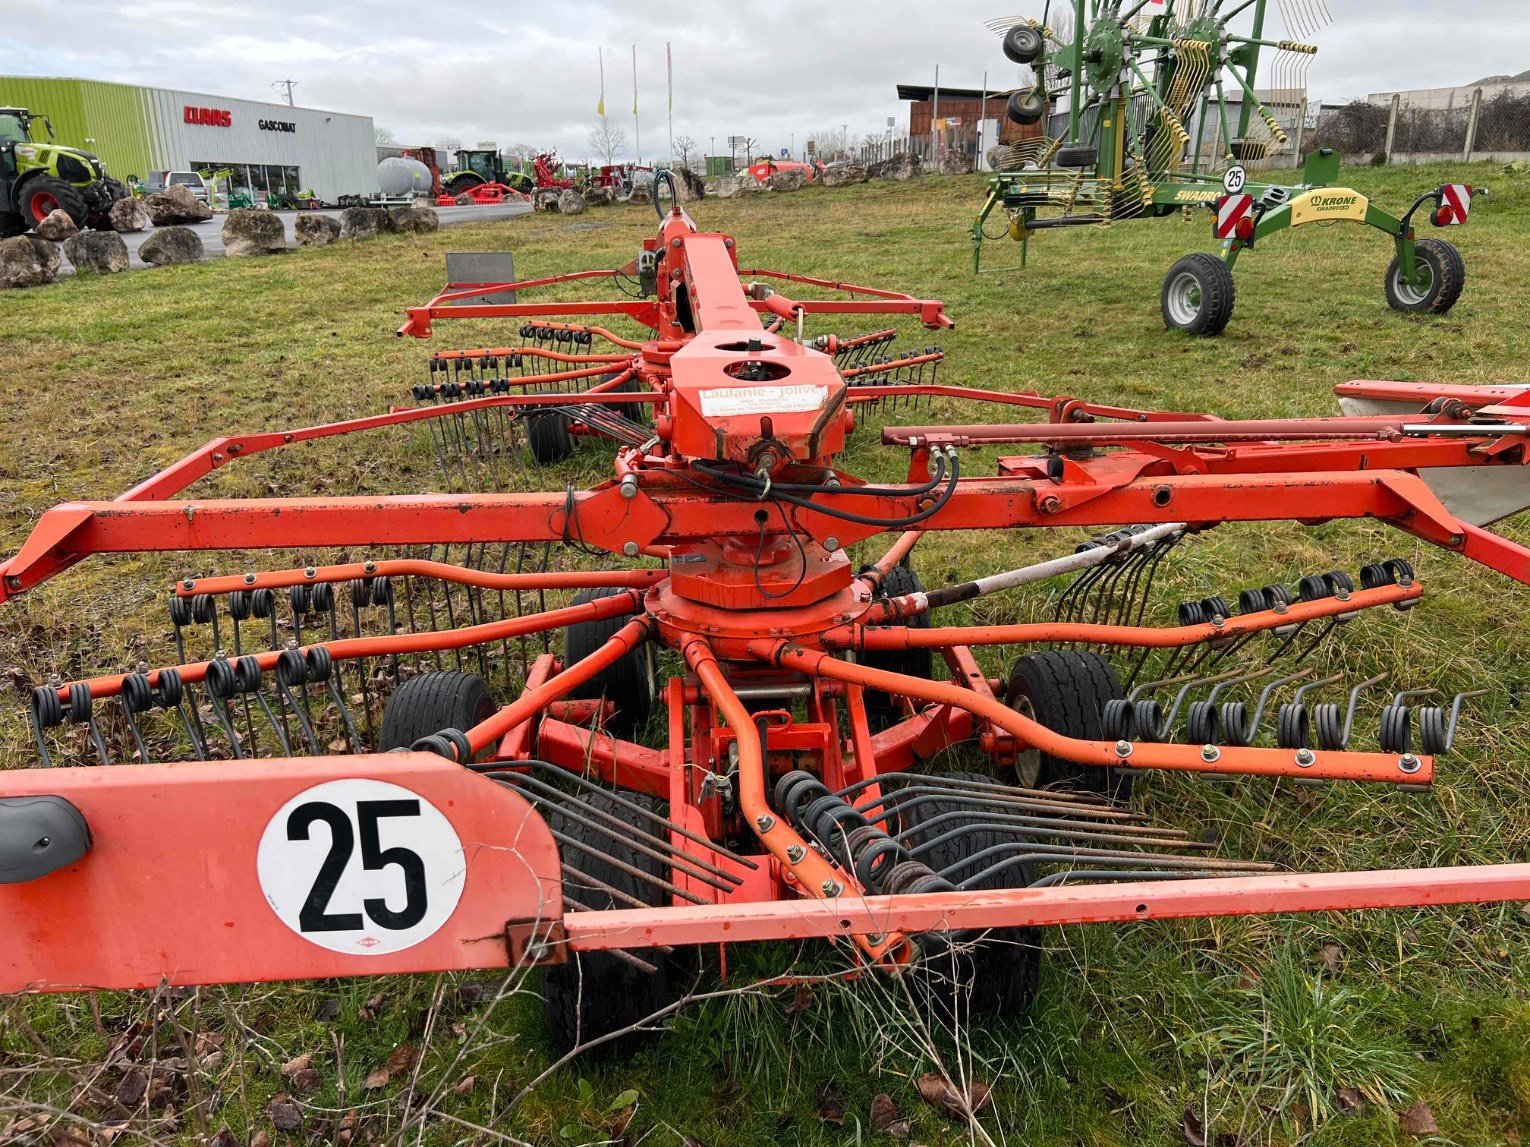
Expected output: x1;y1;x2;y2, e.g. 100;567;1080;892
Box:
675;167;706;201
222;208;286;257
532;188;562;213
555;189;587;216
627;183;653;205
938;150;976;175
868;152;922;181
146;184;212;225
294;214;341;246
582;184;616;206
712;175;757;199
34;209;79;241
0;235;50;288
339;205;389;239
26;236;61;281
140;226;204;266
820;163;869;188
109;196;152;232
389;204;440;233
766;167;808;192
63;230;130;274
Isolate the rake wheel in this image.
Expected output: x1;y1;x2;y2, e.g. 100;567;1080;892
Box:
542;790;682;1056
564;588;658;737
1008;651;1132;802
1385;238;1465;316
380;671;496;755
894;771;1040;1020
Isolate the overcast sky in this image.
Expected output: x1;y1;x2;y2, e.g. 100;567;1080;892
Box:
4;1;1526;163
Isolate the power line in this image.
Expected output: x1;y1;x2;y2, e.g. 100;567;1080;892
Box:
272;79;298;107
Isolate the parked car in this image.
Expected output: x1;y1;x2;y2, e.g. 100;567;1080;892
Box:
139;171;209;202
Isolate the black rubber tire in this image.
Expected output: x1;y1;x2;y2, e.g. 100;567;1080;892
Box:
1053;145;1098;169
1002;23;1045;65
541;790;683;1056
893;771;1040;1020
1006;88;1046;126
379;671;495;752
605;372;647;424
526;409;574;464
563;587;657;738
1384;237;1465;316
861;562;933;732
1007;650;1133;802
444;172;486;194
20;176;89;229
1160;252;1236;337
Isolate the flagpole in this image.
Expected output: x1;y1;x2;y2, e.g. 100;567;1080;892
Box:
632;43;640;164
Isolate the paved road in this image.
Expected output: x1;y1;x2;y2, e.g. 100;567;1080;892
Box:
61;201;533;272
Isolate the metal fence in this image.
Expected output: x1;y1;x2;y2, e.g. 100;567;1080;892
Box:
855;126;989;169
1309;92;1530;165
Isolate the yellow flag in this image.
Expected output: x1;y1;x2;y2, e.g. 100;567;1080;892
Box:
597;46;606;117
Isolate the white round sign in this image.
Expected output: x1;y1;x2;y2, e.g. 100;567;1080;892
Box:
257;779;466;955
1222;165;1247;194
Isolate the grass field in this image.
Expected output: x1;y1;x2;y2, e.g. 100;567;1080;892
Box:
2;161;1529;1147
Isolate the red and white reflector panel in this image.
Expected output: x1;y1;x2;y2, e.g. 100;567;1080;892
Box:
1215;193;1255;239
1437;183;1472;225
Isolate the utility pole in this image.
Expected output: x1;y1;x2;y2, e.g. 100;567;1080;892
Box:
272;79;298;106
930;65;940;161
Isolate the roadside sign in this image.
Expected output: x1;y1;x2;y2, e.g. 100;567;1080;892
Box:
780;148;788;158
1215;193;1255;239
1221;164;1247;194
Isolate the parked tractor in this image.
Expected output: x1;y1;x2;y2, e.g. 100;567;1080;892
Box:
0;105;128;235
446;148;534;197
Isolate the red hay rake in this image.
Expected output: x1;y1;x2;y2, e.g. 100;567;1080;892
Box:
4;173;1530;1055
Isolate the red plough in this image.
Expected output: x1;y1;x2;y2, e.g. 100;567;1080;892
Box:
3;173;1529;1054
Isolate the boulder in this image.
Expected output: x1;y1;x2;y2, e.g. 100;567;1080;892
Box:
140;226;204;266
555;189;587;215
582;184;616;206
0;235;50;289
293;213;342;246
819;163;869;188
25;236;62;281
222;207;287;257
339;205;389;239
938;150;976;175
627;183;652;205
712;175;762;198
62;230;130;275
146;184;212;225
454;193;474;206
766;167;808;192
868;152;922;181
34;209;79;241
532;188;562;212
109;196;152;232
675;167;707;201
389;204;440;233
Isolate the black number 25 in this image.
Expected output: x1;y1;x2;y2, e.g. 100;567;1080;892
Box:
287;800;428;933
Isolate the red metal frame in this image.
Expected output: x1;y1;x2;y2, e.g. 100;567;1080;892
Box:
2;194;1529;995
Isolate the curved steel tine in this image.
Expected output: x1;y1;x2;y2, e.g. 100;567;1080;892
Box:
1163;667;1247;731
1244;666;1315;735
1442;689;1489;750
1127;668;1202;703
1288;672;1344;708
1390;686;1440;707
1338;673;1388;747
1202;666;1272;707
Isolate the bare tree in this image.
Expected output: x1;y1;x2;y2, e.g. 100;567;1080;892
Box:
504;143;538;162
588;117;628;165
375;126;398;146
809;126;851;161
672;135;698;169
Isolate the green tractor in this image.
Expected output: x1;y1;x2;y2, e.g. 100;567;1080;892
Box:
0;106;129;236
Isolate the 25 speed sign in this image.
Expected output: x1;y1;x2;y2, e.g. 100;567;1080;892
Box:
257;779;467;955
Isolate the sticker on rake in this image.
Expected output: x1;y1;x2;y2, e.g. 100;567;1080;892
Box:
257;779;466;955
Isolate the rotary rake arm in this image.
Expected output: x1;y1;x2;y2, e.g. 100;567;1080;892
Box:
2;196;1529;1061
